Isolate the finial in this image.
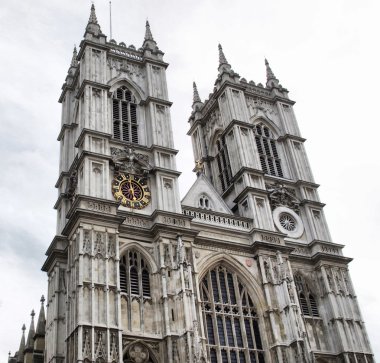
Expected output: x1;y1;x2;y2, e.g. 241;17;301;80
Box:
22;324;26;332
265;58;277;81
192;82;201;104
31;310;35;319
89;3;98;24
70;46;78;67
144;20;154;41
40;295;45;304
218;44;229;66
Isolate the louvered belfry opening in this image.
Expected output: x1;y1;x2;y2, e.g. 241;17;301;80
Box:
112;86;139;143
294;274;319;317
216;136;232;192
200;266;266;363
119;251;151;298
254;124;283;178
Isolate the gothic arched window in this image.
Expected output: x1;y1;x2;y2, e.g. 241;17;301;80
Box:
216;135;232;192
200;266;266;363
112;86;138;143
254;124;283;177
120;250;151;298
294;274;319;317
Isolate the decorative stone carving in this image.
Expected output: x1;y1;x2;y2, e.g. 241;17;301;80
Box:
266;182;300;213
107;235;116;258
111;147;152;176
109;332;119;362
128;343;149;363
94;232;106;257
82;328;91;360
66;170;78;199
83;231;91;254
94;330;106;361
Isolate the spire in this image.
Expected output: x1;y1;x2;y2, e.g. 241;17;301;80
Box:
16;325;26;363
218;44;229;66
144;20;154;41
70;46;78;68
193;82;201;104
265;58;279;88
85;4;102;36
142;19;157;51
35;296;46;336
88;3;98;25
25;310;35;350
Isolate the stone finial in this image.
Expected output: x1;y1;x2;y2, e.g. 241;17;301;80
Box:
88;3;98;24
17;324;26;361
25;311;35;350
86;3;102;35
193;82;201;104
265;58;276;80
144;20;154;41
70;46;78;67
218;44;229;66
265;58;280;88
36;296;46;336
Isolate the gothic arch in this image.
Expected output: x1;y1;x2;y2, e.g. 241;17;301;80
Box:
197;252;266;313
252;117;281;139
209;129;224;155
122;340;159;363
108;76;145;101
119;242;158;274
197;252;269;362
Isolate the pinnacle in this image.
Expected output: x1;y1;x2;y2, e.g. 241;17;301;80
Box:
144;20;154;41
70;46;78;67
265;58;277;81
88;4;98;24
218;43;229;66
193;82;201;104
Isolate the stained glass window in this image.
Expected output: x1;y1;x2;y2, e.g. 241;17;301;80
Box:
200;266;266;362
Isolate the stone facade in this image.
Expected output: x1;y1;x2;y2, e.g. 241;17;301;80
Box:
8;5;374;363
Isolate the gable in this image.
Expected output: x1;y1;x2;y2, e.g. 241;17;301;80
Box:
181;174;232;214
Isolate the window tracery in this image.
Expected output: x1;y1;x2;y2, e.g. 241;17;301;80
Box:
112;86;138;143
215;135;232;192
254;124;283;177
200;265;266;363
120;250;151;298
294;273;319;317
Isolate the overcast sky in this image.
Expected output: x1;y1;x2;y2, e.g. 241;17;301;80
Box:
0;0;379;361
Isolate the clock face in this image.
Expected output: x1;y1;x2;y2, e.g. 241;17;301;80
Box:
112;173;151;209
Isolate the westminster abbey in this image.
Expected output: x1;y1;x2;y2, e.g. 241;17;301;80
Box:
8;5;374;363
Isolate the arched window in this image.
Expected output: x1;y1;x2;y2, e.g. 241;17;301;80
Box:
200;266;266;363
254;124;283;177
216;136;232;192
112;86;138;143
294;274;319;317
120;250;150;298
199;195;212;210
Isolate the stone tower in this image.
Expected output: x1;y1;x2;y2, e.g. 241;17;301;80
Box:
35;5;374;363
185;45;375;362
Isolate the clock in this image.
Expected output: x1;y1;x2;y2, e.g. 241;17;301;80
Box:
112;173;151;209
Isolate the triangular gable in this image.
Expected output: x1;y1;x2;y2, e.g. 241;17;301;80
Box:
181;174;233;214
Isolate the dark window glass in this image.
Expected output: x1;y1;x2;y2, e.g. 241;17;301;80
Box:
254;123;283;177
112;87;138;143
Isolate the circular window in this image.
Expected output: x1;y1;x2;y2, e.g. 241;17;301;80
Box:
273;207;304;239
279;213;296;231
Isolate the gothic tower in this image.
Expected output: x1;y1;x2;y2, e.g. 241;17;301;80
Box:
37;5;374;363
185;45;374;362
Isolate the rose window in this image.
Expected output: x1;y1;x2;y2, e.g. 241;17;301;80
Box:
279;213;296;231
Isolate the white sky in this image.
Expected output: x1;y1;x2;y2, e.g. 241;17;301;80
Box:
0;0;379;361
